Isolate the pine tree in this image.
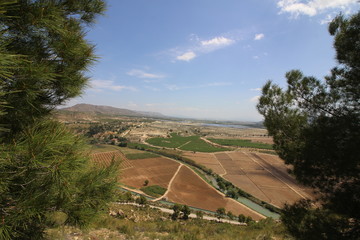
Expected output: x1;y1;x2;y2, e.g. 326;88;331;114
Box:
0;1;121;239
257;11;360;239
0;0;106;137
1;121;119;239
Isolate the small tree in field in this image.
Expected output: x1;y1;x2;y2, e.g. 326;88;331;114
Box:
238;214;246;223
227;211;235;220
181;205;191;220
136;195;148;206
171;204;181;220
144;179;149;186
196;211;204;219
216;208;226;220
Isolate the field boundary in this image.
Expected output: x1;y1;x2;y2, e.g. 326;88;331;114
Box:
246;152;307;200
184;164;266;219
153;164;183;201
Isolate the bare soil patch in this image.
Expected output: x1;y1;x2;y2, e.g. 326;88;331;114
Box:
215;153;246;175
166;166;263;220
224;175;271;202
218;152;313;207
121;157;180;189
183;152;226;175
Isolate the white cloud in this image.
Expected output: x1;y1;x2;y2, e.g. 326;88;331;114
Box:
320;14;335;24
254;33;265;40
277;0;358;17
250;96;260;102
90;79;137;92
201;36;234;47
127;69;165;79
176;51;197;61
170;34;237;62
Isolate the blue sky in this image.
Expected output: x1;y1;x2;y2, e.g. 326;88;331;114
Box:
65;0;359;121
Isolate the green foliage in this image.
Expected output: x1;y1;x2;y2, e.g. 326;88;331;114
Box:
116;191;134;202
0;1;121;239
135;195;148;205
0;120;119;239
208;138;273;150
216;208;226;220
257;11;360;239
181;205;191;220
118;142;127;147
125;152;158;160
144;179;149;186
70;204;289;240
281;200;348;240
238;214;246;223
0;0;106;137
140;185;167;198
196;211;204;219
227;211;235;220
171;203;182;220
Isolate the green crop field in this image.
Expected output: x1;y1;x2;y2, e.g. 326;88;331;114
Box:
146;133;226;152
146;133;195;148
207;138;273;150
125;152;158;160
140;185;167;197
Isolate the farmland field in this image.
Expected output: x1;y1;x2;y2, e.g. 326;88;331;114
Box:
125;152;158;160
91;146;267;219
166;165;264;220
208;138;273;150
140;185;167;197
184;151;314;208
182;152;226;175
146;133;227;152
91;151;133;169
121;157;181;189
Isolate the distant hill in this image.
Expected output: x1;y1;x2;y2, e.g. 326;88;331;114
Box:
60;104;167;118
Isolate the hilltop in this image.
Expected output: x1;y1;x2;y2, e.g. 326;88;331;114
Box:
61;103;167;118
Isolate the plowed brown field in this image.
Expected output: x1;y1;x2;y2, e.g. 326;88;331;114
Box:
166;166;264;220
121;157;180;189
183;152;226;175
185;151;314;208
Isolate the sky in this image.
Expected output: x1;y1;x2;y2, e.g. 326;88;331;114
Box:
64;0;359;121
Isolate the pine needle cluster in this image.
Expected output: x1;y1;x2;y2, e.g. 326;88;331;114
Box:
0;1;120;239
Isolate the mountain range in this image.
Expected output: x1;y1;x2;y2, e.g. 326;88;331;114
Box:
60;104;167;118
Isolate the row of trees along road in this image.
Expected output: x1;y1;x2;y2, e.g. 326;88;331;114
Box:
0;1;120;239
257;11;360;240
